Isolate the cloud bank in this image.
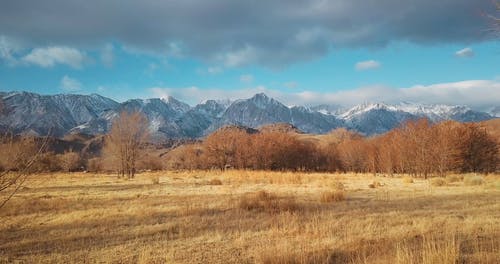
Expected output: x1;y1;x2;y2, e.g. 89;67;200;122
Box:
22;46;87;68
150;80;500;111
0;0;496;67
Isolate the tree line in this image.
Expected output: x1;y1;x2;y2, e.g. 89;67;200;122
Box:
166;119;499;177
1;111;499;179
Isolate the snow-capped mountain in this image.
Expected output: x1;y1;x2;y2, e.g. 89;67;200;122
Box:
339;103;416;135
210;93;342;134
216;93;293;128
489;106;500;118
71;96;193;139
340;102;492;121
176;100;230;138
336;102;493;135
51;93;120;124
0;91;118;137
289;106;343;134
0;91;496;138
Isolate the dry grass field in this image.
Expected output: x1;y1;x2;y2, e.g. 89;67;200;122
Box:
1;171;499;263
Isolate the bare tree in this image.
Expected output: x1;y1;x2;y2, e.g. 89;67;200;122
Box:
104;111;150;178
0;133;49;209
202;126;253;169
59;150;82;172
457;124;499;173
433;121;463;176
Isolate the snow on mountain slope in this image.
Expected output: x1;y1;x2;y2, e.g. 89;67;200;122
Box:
310;104;346;116
339;102;486;121
0;91;495;138
213;93;292;130
489;106;500;117
0;91;118;136
335;101;493;135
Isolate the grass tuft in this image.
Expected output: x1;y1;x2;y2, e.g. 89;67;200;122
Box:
256;249;333;264
430;178;447;187
320;190;346;203
445;175;462;183
402;176;414;184
150;175;160;184
207;178;223;185
238;190;299;214
463;175;484;186
395;233;460;264
331;181;346;190
369;181;383;188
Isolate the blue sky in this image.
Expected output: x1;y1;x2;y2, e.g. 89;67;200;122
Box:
0;0;499;109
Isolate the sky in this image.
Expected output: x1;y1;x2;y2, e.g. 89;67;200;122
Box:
0;0;499;110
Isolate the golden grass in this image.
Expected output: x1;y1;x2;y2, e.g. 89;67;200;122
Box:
430;177;447;187
0;171;499;263
149;175;160;185
239;190;300;213
330;180;346;191
320;190;346;203
445;174;462;183
368;180;384;188
464;175;484;186
207;178;223;185
395;232;460;264
402;176;414;184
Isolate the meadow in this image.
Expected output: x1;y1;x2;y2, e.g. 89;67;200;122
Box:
0;171;499;263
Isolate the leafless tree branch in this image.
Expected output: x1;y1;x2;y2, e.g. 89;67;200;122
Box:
0;131;51;209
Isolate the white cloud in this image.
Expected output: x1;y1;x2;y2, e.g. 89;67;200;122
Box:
22;46;86;68
149;79;500;110
355;60;381;71
1;0;491;68
218;45;258;67
60;75;82;91
286;80;500;109
207;66;223;75
100;43;114;67
0;35;22;65
240;74;254;83
455;47;474;58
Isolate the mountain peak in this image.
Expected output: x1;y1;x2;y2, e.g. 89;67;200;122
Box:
341;102;393;119
246;92;286;110
251;92;270;100
160;95;176;103
250;92;277;104
255;92;268;97
159;96;191;113
0;90;496;138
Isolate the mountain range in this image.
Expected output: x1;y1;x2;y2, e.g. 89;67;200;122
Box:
0;91;497;139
